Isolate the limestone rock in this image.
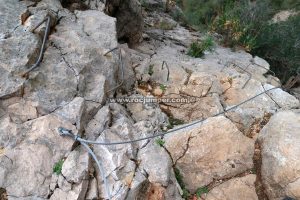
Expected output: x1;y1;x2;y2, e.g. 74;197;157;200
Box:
23;47;78;115
0;116;24;149
205;175;258;200
165;116;254;192
50;180;89;200
0;0;28;36
138;142;172;186
85;177;99;200
7;100;38;123
0;114;77;198
0;31;39;98
54;97;85;130
258;110;300;200
51;10;122;96
222;77;298;134
85;105;111;140
62;146;90;184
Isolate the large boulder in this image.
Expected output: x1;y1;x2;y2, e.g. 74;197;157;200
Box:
258;110;300;200
164;116;254;193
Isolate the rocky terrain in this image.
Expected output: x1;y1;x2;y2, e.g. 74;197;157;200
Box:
0;0;299;200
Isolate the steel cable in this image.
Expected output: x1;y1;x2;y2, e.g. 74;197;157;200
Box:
22;16;51;77
59;86;280;145
58;86;281;199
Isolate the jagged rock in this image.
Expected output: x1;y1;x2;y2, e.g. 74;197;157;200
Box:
0;0;28;36
105;0;143;46
7;100;38;123
50;180;89;200
23;47;78;115
258;110;300;200
0;116;24;149
263;84;300;109
165;170;183;200
138;142;172;186
51;10;125;98
126;94;169;128
205;175;258;200
165;116;254;193
162;92;223;123
62;146;90;183
0;31;39;98
85;105;111;140
222;77;299;134
125;170;148;199
158;71;223;122
85;177;98;200
32;0;63;14
0;114;77;198
54;97;85;130
92;109;136;199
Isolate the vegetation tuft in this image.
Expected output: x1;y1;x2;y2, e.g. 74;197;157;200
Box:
174;167;191;199
176;0;300;83
53;160;64;175
187;36;214;58
155;138;165;147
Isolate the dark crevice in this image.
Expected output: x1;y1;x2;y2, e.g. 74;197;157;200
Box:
0;188;7;200
253;141;269;200
61;0;90;12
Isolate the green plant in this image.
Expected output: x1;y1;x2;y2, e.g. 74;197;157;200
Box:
211;0;271;51
174;167;191;199
155;138;165;147
187;36;214;57
53;160;64;175
253;14;300;83
196;186;209;197
148;64;154;76
181;0;233;29
160;84;167;92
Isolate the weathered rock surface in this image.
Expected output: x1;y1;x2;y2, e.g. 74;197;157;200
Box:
54;97;85;130
0;114;77;198
1;0;300;199
62;146;90;184
165;116;254;193
205;175;258;200
138;142;172;186
258;110;300;200
23;47;78;115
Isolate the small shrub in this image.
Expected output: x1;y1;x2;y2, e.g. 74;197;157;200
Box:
253;14;300;82
155;138;165;147
196;186;209;197
53;160;64;175
211;0;272;51
187;36;214;57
